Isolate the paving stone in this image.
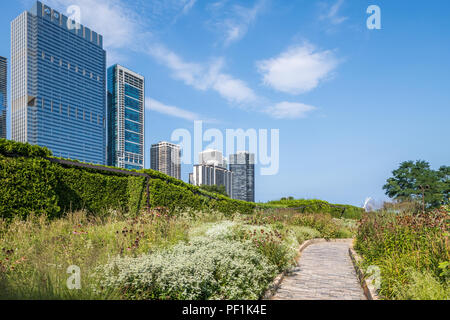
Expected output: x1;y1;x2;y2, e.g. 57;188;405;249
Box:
271;241;366;300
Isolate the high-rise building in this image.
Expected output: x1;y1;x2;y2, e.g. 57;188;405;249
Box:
229;152;255;202
107;64;144;170
151;141;181;179
11;1;106;164
0;57;6;139
199;149;227;168
191;164;233;198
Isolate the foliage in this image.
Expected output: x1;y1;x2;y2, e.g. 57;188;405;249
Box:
200;184;229;197
439;166;450;205
0;203;359;300
383;160;448;209
0;138;52;158
97;237;277;300
0;155;60;220
0;140;256;220
265;198;363;220
0;211;190;299
354;206;449;300
243;210;355;240
392;270;449;300
232;225;298;272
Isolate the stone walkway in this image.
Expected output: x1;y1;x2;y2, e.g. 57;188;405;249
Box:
272;241;366;300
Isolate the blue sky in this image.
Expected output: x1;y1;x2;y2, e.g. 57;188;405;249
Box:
1;0;449;206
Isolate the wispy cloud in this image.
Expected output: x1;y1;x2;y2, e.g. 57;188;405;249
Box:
40;0;325;121
181;0;197;14
147;98;211;122
257;43;339;95
265;102;317;119
147;45;258;104
208;0;267;46
42;0;144;49
319;0;348;25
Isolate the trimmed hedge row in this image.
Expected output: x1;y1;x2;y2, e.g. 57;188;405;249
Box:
0;139;255;220
265;199;364;220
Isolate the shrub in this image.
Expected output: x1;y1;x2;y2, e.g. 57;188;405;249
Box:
232;225;298;272
0;210;191;300
290;213;347;239
393;270;449;300
96;237;277;300
290;226;321;243
0;140;256;220
0;138;52;158
0;155;60;220
355;207;449;299
265;199;363;220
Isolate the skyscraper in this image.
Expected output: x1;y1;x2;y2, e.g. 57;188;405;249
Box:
229;152;255;202
191;164;233;198
11;1;106;164
151;141;181;179
0;57;6;139
199;149;227;168
107;64;145;170
191;149;233;197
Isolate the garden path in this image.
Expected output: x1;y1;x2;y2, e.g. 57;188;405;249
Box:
271;241;366;300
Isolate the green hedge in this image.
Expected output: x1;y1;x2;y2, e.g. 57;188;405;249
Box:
0;139;256;220
0;155;59;220
264;199;363;219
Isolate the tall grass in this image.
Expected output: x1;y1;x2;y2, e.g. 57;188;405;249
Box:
0;208;354;300
355;206;449;300
0;210;191;299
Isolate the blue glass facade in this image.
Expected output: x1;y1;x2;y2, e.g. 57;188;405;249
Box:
11;1;106;164
107;64;144;170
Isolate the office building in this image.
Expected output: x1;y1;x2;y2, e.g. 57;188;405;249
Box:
11;1;106;164
151;141;181;179
191;164;233;198
0;57;6;139
199;149;227;168
229;152;255;202
107;64;144;170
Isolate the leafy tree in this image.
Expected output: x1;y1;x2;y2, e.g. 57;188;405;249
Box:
199;184;229;197
438;166;449;204
383;160;446;209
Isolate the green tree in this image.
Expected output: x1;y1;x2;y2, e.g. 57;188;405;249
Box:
438;166;449;204
383;160;446;209
199;184;229;197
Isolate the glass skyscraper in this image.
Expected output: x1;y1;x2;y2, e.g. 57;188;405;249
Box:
11;1;106;164
229;152;255;202
0;57;6;139
107;65;145;170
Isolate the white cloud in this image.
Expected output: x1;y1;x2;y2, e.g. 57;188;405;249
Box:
320;0;348;25
209;0;266;46
182;0;197;14
40;0;327;121
257;43;339;95
147;46;258;104
265;102;317;119
146;98;206;122
43;0;143;49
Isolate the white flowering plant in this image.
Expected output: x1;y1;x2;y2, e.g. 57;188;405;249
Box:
96;236;277;300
